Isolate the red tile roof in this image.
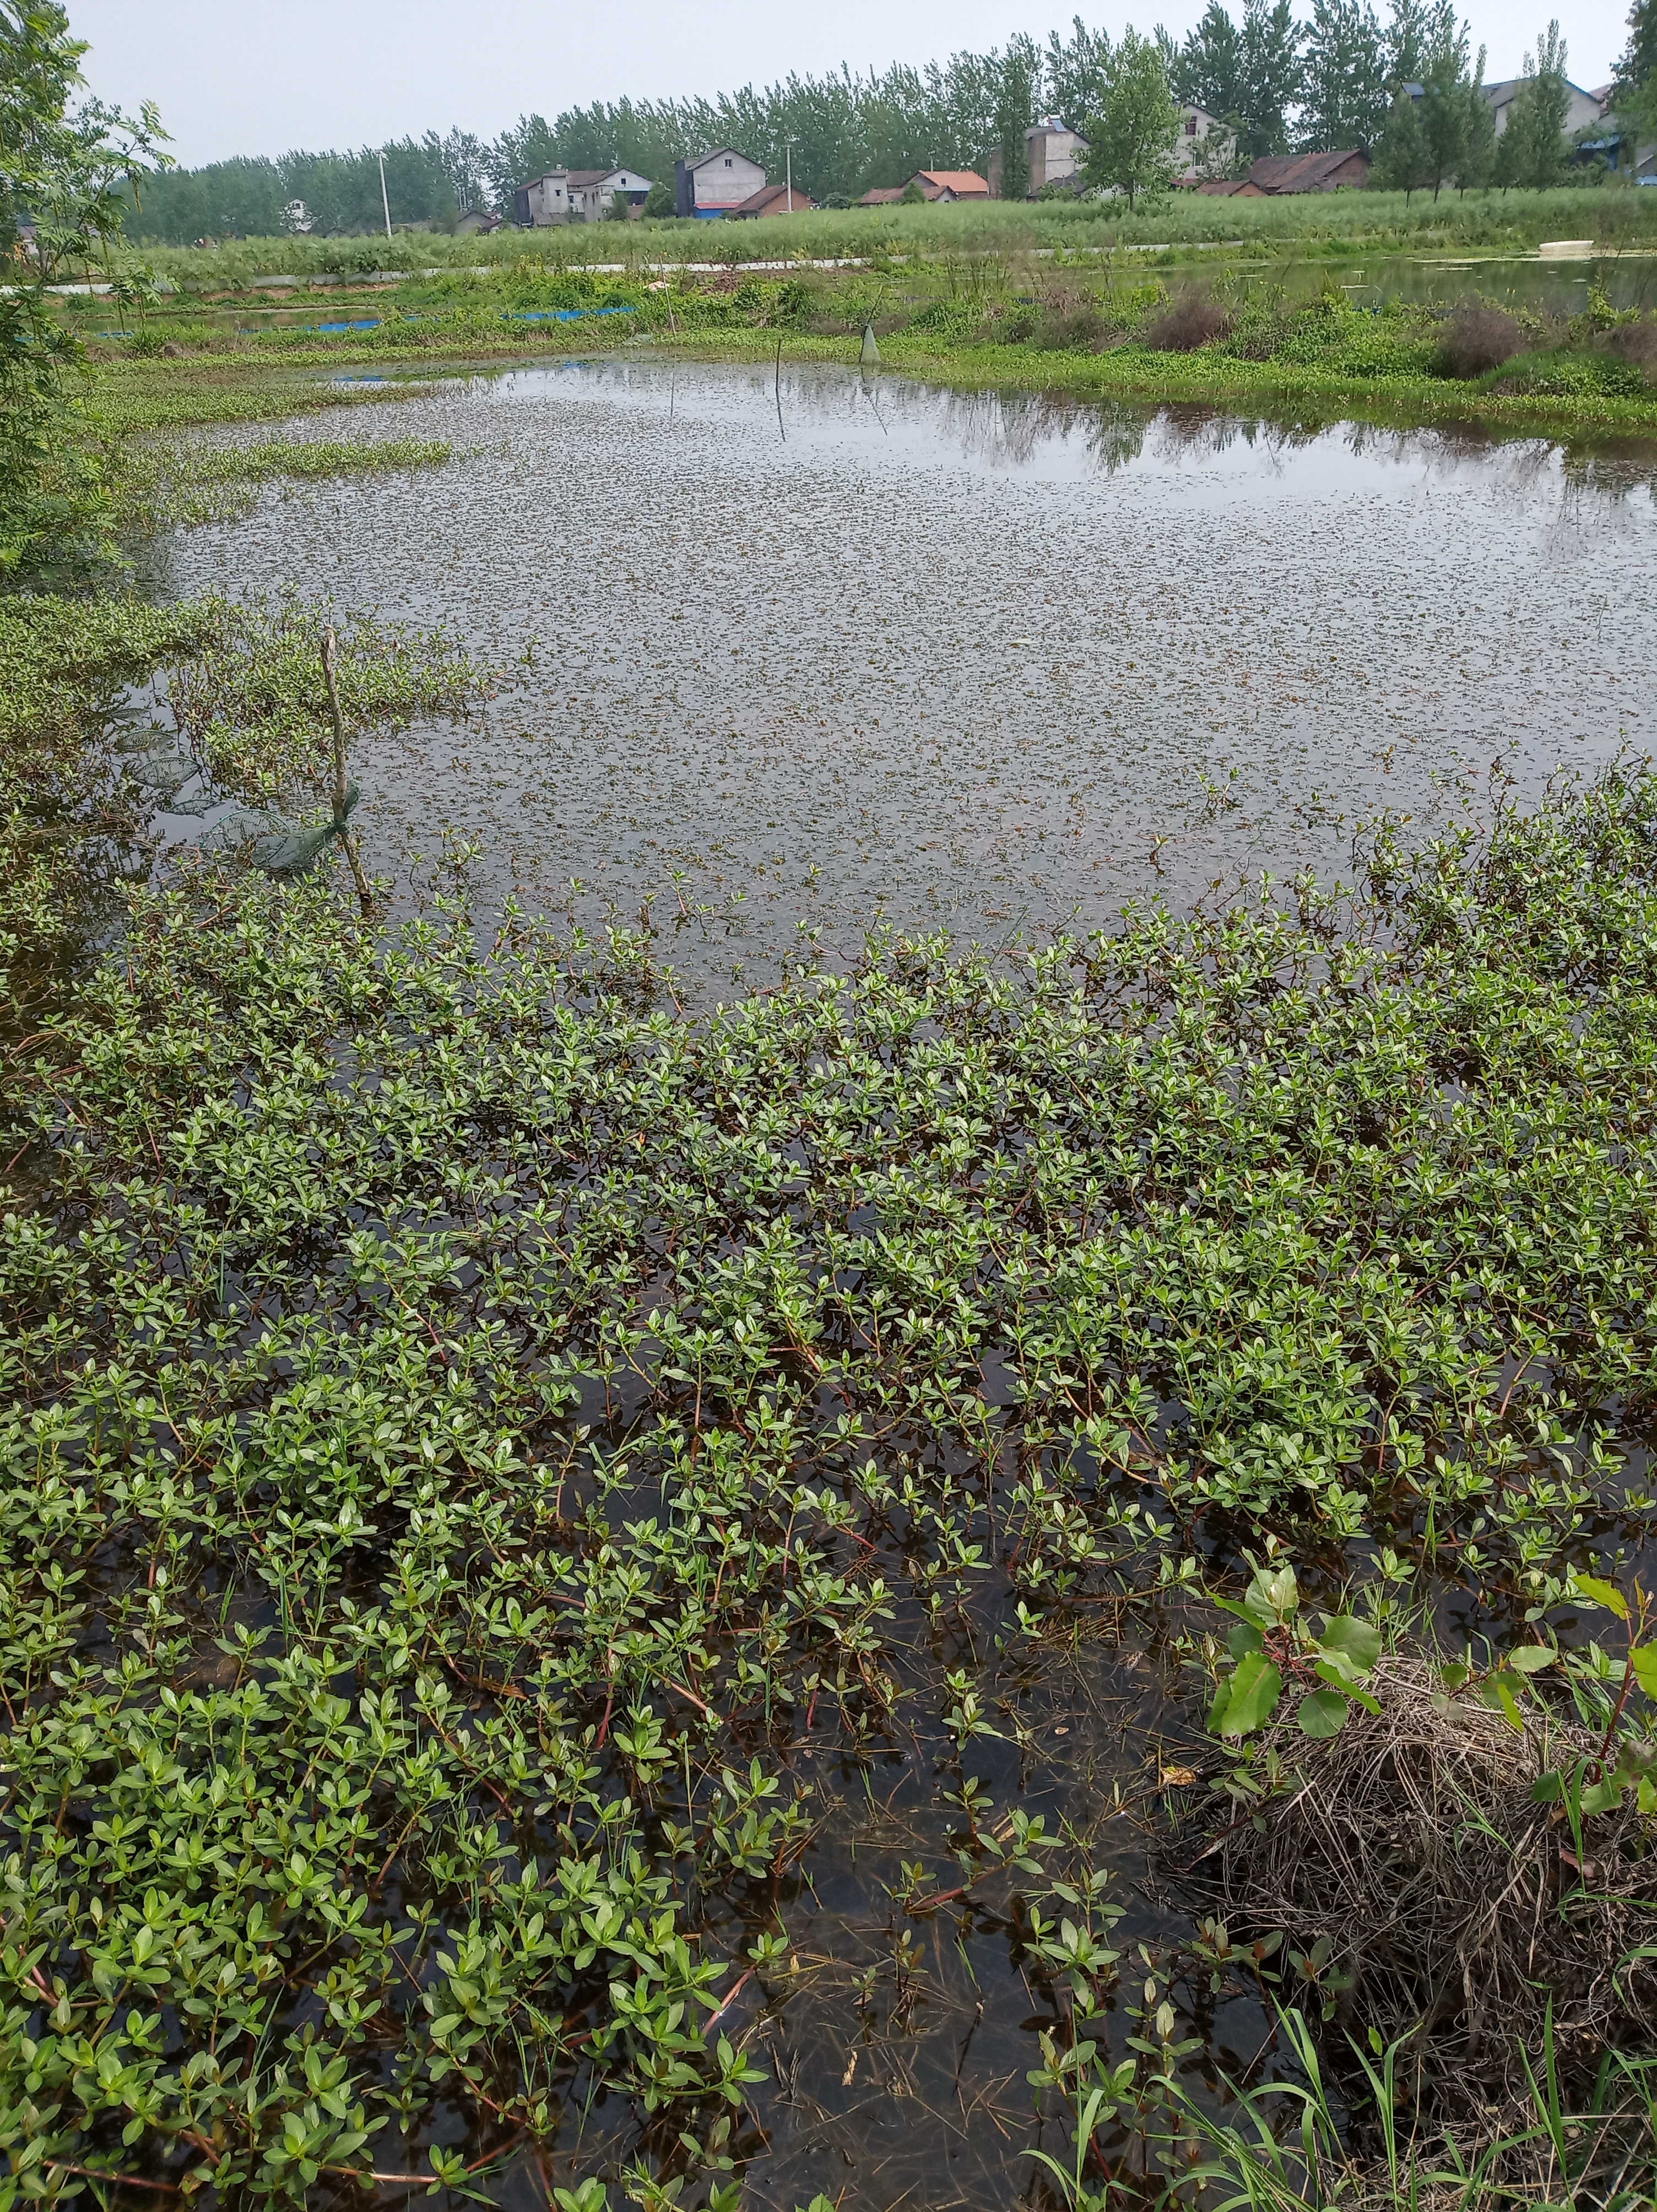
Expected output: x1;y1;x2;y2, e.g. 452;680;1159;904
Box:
733;183;816;216
917;169;990;196
1246;150;1368;192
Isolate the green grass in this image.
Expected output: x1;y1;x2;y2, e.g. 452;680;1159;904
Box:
107;185;1657;289
64;257;1657;443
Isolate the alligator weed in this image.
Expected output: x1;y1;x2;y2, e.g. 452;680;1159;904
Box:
0;591;474;1061
113;437;453;534
68;261;1657;443
7;628;1657;2211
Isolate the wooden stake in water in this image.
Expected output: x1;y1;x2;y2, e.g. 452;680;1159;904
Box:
774;335;786;443
322;621;373;916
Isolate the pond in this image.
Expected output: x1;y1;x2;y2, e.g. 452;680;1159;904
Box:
144;355;1656;1004
28;360;1656;2212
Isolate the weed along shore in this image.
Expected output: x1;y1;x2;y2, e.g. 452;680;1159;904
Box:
68;231;1657;445
12;188;1657;2212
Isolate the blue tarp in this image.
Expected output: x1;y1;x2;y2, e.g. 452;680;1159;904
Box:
510;306;637;322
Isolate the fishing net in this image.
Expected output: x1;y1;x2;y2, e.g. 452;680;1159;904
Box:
201;779;360;876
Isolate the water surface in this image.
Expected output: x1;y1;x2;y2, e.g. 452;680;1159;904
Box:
147;357;1655;999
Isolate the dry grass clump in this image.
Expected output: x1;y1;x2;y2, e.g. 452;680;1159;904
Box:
1436;302;1525;378
1144;289;1232;352
1604;316;1657;376
1203;1658;1657;2129
1036;297;1113;351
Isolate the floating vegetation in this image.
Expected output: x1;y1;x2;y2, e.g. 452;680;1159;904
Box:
5;702;1657;2203
166;592;478;810
0;594;475;1060
115;434;453;533
0;596;215;1045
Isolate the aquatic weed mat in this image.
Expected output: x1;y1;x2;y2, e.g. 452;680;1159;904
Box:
6;769;1657;2207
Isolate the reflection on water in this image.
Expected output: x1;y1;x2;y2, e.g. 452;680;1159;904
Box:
144;357;1656;1002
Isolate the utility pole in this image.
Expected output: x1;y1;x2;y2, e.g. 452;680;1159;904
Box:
378;151;392;241
785;142;793;213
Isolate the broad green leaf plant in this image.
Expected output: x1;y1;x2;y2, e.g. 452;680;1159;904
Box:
1207;1557;1382;1741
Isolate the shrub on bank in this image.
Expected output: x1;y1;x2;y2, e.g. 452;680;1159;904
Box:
1143;290;1232;352
1436;301;1525;377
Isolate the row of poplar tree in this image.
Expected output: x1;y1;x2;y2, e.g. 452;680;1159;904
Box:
126;0;1644;242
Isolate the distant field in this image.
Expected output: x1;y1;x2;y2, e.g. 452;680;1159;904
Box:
110;185;1657;288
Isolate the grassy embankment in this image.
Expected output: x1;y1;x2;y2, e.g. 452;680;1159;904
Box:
114;183;1657;277
70;240;1657;465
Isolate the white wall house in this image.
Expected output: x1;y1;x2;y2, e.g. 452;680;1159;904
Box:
1483;77;1606;137
997;107;1224;195
516;169;653;225
516;174;568;225
1027;116;1088;191
1174;106;1228;178
565;168;653;221
674;148;766;216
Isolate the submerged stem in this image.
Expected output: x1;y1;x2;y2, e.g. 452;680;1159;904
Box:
321;619;373;917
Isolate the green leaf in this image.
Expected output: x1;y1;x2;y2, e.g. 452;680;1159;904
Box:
1507;1646;1556;1674
1573;1575;1628;1621
1213;1653;1282;1738
1530;1770;1565;1804
1297;1688;1349;1738
1579;1777;1624;1817
1627;1644;1657;1699
1313;1661;1380;1715
1315;1614;1382;1672
1492;1674;1525;1732
1226;1620;1264;1660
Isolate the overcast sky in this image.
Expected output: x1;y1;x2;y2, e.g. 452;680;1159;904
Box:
75;0;1631;169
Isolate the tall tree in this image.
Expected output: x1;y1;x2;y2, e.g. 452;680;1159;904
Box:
1500;20;1571;188
1081;26;1182;207
1453;48;1496;189
1417;10;1470;195
1171;1;1248;121
1;1;166;572
1373;79;1431;192
1383;0;1430;85
993;33;1041;197
1239;0;1303;156
1046;15;1114;127
1616;0;1657;94
1611;0;1657;152
1299;0;1388;148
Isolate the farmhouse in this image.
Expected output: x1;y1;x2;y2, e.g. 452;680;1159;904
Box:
1174;105;1227;177
859;168;989;205
732;181;816;217
513;169;653;225
674;148;766;216
1246;149;1369;191
1484;74;1606;138
1008;116;1089;193
989;107;1222;196
514;174;567;225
